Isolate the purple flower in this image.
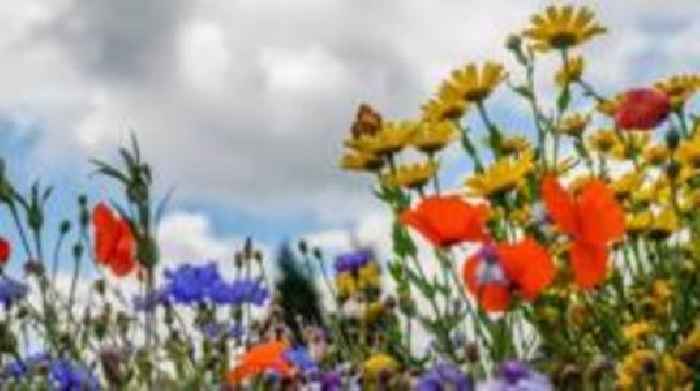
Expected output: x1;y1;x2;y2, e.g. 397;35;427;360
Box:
478;360;552;391
417;362;473;391
0;276;28;307
320;370;342;391
49;359;101;390
335;249;372;273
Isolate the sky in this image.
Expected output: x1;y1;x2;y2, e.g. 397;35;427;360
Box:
0;0;699;274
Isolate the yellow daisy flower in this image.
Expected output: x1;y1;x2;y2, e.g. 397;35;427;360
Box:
444;61;507;102
612;172;644;200
422;87;469;122
340;151;384;172
346;121;416;156
622;321;655;342
654;73;700;110
596;95;622;117
412;120;458;154
465;149;534;197
557;112;590;137
588;129;622;154
363;353;398;379
357;262;381;291
677;133;700;168
523;5;607;52
555;55;585;86
649;208;680;239
381;161;438;190
658;354;692;389
500;135;531;155
642;144;669;166
625;211;652;235
336;272;357;299
611;132;650;161
616;349;656;390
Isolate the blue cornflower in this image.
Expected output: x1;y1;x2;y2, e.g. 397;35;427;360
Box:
164;262;222;303
199;322;243;339
284;346;318;374
49;359;101;391
159;262;269;306
417;362;473;391
0;276;28;307
478;360;552;391
334;249;372;273
132;287;170;311
2;352;50;379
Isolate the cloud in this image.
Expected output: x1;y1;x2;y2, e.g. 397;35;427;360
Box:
0;0;698;231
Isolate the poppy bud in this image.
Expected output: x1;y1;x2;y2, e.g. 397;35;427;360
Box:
298;240;308;255
78;194;88;206
665;160;681;180
73;243;84;260
665;133;680;156
312;247;323;259
57;221;71;236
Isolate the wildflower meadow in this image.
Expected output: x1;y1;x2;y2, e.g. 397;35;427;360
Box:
1;3;700;390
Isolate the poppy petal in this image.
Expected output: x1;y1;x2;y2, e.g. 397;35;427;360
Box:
401;196;488;246
570;241;608;289
476;284;511;312
498;238;555;300
577;180;625;246
541;175;578;236
462;255;510;312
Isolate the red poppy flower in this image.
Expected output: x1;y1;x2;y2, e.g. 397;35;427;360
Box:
541;175;624;288
615;88;671;130
0;237;10;264
463;238;555;312
92;203;137;277
227;340;292;384
400;196;489;247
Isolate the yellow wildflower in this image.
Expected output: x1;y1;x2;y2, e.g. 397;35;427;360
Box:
500;135;531;155
555;55;584;86
631;185;654;206
676;324;700;364
596;95;622;117
622;321;655;342
611;172;644;200
336;272;357;299
346;121;415;156
444;62;506;102
642;144;669;166
677;132;700;168
363;353;398;379
658;354;692;389
625;211;652;235
588;129;622;154
357;262;381;291
616;349;656;390
654;73;700;110
381;161;438;190
340;151;384;172
412;120;458;154
464;149;534;197
557;113;590;137
363;301;386;324
523;5;607;52
649;208;679;239
422;88;469;122
611;132;649;161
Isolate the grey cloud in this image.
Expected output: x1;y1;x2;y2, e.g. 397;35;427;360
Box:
2;0;700;226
